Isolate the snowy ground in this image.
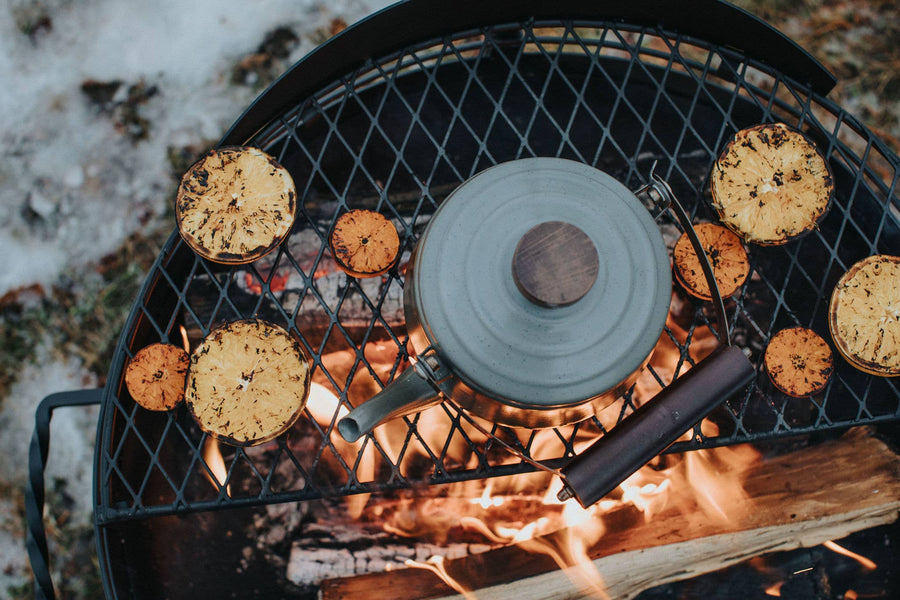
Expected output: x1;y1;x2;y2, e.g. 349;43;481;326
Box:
0;0;395;295
0;1;391;597
0;0;897;598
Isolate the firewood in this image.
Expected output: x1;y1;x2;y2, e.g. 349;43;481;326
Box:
320;429;900;600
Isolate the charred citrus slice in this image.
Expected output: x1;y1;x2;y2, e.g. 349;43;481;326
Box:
829;255;900;377
673;223;750;301
125;343;190;411
176;146;296;264
764;327;834;397
186;319;311;446
329;209;400;277
710;123;833;245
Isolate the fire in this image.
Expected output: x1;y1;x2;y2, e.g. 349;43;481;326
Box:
201;435;231;496
244;270;291;294
823;540;877;570
403;556;478;600
471;482;504;509
305;381;374;520
303;309;760;597
179;324;190;353
619;473;672;521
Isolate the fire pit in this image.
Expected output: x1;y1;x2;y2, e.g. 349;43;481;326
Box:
26;0;900;598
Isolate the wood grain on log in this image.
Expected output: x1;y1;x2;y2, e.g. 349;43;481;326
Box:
320;430;900;600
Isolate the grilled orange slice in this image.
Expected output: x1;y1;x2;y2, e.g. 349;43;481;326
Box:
764;327;834;397
710;123;833;245
329;209;400;277
125;343;190;411
829;255;900;377
673;222;750;301
186;319;311;446
176;146;296;264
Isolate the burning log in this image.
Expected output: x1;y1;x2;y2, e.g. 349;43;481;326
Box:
181;225;408;342
319;429;900;600
287;520;493;585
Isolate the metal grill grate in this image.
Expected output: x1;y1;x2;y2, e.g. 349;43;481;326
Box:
96;18;900;525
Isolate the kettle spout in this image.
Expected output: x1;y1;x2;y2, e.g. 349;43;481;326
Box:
337;365;443;442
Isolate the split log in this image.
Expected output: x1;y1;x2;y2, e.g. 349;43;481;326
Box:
320;429;900;600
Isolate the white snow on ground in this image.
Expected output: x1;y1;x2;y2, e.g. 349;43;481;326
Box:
0;0;392;594
0;342;99;508
0;342;99;595
0;0;394;296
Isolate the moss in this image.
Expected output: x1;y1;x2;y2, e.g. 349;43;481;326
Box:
0;292;49;398
6;581;33;600
0;224;169;402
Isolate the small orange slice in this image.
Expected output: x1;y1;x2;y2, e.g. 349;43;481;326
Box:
764;327;834;397
673;223;750;301
125;343;190;411
329;209;401;277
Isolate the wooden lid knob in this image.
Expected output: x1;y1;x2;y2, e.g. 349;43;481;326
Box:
512;221;599;307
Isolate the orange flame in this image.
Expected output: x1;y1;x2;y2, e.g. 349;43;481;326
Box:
823;541;877;570
201;436;231;496
244;270;291;294
404;556;478;600
187;325;233;496
305;382;374;519
471;481;505;509
307;315;760;596
765;581;784;596
179;325;190;353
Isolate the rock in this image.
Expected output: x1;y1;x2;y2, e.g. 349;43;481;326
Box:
258;26;299;59
23;188;57;222
80;79;123;111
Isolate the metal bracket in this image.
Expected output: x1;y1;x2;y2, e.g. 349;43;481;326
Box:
412;345;455;388
635;163;732;346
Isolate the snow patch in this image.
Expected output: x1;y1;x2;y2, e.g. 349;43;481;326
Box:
0;0;394;297
0;343;98;521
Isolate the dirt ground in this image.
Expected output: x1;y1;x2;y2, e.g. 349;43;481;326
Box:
736;0;900;153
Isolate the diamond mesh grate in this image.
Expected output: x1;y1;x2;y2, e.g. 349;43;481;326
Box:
96;19;900;524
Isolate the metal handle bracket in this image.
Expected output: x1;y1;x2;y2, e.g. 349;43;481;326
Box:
26;389;103;600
